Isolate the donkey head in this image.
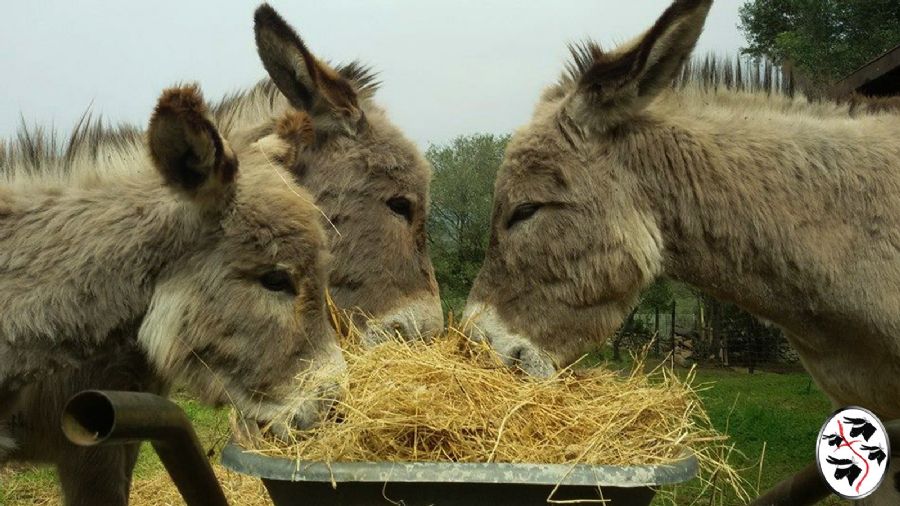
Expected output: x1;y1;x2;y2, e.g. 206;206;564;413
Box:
464;0;712;376
140;85;344;432
249;5;443;344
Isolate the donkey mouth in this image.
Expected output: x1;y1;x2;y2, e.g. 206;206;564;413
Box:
359;299;445;346
232;403;327;445
492;337;557;378
462;303;557;378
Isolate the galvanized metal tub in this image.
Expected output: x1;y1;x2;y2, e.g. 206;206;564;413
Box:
221;443;698;506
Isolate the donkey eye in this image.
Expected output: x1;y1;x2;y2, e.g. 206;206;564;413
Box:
506;203;541;229
386;196;413;223
259;270;297;296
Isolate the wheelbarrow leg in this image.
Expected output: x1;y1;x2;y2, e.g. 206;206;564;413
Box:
748;463;829;506
751;420;899;505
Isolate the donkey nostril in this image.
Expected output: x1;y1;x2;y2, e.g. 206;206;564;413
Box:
321;396;340;418
391;319;423;341
502;346;533;371
504;345;555;379
381;320;407;341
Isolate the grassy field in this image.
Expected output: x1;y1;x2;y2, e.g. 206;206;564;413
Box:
0;365;851;505
659;366;848;505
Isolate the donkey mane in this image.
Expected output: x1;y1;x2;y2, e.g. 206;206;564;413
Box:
0;113;141;181
0;61;379;181
553;44;900;119
562;41;604;87
335;61;381;96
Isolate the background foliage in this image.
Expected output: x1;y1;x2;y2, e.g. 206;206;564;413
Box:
738;0;900;89
427;133;509;313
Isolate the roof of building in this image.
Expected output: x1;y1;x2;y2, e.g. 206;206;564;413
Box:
832;43;900;97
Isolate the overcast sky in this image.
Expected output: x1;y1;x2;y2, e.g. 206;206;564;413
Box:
0;1;747;148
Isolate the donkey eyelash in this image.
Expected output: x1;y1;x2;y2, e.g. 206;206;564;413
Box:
506;203;543;229
386;196;413;223
259;269;298;296
505;201;571;229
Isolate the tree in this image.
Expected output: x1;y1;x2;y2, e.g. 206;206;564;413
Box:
638;279;673;312
739;0;900;89
426;134;510;313
610;279;674;360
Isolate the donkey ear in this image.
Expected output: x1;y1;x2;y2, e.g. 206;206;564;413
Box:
148;84;238;200
567;0;712;128
254;4;364;136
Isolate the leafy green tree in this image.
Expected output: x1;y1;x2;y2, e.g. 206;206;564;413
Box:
638;279;673;312
426;134;509;313
739;0;900;88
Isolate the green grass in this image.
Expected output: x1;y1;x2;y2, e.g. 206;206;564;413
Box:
2;367;852;505
662;367;849;505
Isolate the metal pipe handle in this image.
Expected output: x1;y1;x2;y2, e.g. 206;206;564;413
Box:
62;390;228;506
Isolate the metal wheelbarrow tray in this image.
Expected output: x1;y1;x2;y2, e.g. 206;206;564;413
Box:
222;443;698;506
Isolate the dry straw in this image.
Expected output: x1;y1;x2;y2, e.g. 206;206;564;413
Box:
240;311;750;503
3;464;272;506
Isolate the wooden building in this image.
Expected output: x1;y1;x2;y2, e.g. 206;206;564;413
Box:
832;43;900;97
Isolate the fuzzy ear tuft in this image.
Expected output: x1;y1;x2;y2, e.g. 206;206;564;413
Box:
254;4;364;136
148;84;237;197
272;110;316;167
276;110;316;148
246;110;317;171
566;0;713;130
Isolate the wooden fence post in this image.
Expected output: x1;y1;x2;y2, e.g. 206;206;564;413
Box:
654;306;660;356
670;301;677;369
748;331;755;374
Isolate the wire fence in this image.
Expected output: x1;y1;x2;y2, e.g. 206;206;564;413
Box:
609;300;800;372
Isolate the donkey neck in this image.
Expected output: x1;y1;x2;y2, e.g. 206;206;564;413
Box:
625;102;900;339
0;173;211;357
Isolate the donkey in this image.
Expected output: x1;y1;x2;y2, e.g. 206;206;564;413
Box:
1;84;344;464
3;6;441;504
464;0;898;500
217;5;443;344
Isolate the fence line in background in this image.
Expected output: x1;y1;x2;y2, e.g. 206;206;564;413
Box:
612;300;798;372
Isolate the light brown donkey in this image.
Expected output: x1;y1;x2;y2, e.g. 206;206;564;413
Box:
1;85;344;462
217;5;444;343
465;0;899;457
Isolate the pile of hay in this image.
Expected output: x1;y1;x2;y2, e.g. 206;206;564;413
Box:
243;320;749;500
